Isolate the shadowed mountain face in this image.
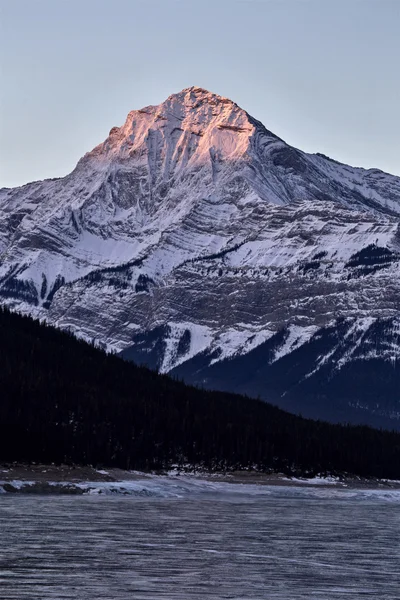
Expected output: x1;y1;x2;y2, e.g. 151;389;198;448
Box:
2;86;400;428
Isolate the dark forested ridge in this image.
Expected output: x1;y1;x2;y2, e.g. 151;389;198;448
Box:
1;307;400;479
124;319;400;431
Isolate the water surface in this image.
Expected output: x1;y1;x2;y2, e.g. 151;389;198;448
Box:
1;480;399;599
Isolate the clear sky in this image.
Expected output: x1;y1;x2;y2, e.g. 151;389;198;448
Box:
0;0;399;187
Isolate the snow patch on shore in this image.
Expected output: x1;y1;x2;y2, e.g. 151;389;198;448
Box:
2;473;400;501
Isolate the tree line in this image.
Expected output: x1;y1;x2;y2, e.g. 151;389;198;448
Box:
1;306;400;478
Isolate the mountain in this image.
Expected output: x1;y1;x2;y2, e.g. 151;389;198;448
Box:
1;86;400;428
2;305;400;479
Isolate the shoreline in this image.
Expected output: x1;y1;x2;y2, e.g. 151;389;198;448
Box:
1;464;400;494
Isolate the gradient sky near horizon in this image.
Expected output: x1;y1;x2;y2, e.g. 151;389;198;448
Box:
0;0;399;187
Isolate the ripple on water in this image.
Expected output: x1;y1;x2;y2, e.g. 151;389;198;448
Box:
0;485;399;599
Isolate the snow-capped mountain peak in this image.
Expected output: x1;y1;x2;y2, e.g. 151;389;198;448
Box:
1;87;400;428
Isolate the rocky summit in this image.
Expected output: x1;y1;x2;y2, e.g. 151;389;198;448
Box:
2;86;400;428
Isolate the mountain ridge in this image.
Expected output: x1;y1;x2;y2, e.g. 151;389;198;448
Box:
1;87;400;428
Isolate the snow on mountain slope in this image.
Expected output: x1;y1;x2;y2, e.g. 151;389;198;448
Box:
1;86;400;427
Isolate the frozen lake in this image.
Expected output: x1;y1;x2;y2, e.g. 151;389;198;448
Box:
1;478;400;599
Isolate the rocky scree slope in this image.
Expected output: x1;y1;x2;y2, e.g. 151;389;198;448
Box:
1;86;400;428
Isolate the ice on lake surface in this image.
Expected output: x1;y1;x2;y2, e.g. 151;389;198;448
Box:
1;478;400;599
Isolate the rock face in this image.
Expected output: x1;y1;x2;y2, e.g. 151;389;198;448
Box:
2;86;400;429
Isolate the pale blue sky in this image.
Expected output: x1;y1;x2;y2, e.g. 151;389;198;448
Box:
0;0;399;187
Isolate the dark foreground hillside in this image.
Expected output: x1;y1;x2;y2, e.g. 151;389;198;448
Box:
1;307;400;479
